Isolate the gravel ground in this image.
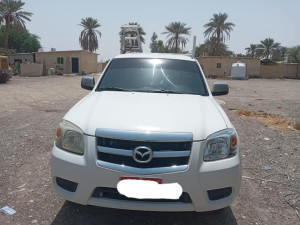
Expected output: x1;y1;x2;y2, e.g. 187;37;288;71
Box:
0;76;299;225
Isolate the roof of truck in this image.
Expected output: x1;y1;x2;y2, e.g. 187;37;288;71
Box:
114;53;195;61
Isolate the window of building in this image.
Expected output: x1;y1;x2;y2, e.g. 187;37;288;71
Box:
57;57;64;64
216;63;221;68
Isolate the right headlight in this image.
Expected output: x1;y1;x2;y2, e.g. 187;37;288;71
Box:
55;120;84;155
204;128;238;161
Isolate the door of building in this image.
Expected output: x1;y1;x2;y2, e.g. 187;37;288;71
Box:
72;58;79;73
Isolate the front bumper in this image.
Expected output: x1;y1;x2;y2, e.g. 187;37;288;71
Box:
51;136;241;212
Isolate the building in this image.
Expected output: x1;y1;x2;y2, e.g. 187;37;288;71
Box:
8;53;35;64
197;56;261;77
34;50;98;75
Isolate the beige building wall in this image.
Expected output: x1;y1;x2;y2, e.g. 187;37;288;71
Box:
260;64;285;79
285;63;300;79
20;64;43;77
259;63;299;79
196;57;260;77
79;51;98;74
35;50;98;74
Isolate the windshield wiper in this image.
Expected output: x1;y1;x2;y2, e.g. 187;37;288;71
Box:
149;89;184;94
99;87;132;92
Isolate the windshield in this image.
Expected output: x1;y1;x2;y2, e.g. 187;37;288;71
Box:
97;58;208;95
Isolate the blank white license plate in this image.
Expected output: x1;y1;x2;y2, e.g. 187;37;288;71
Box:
117;179;182;200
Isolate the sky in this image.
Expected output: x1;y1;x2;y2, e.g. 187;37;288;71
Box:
22;0;300;61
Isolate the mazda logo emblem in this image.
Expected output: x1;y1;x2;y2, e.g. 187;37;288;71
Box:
133;146;153;163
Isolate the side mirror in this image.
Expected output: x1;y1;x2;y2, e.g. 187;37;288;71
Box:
81;76;95;90
211;82;229;96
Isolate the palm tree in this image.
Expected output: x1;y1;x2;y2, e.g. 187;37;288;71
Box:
245;44;258;58
162;22;191;53
196;37;230;57
257;38;281;59
79;17;102;52
287;46;300;63
204;12;235;45
272;46;288;62
0;0;33;49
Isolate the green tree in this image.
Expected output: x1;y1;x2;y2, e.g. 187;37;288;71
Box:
272;46;287;61
236;53;247;57
0;0;32;49
195;37;231;57
245;44;258;58
162;22;191;53
257;38;281;59
0;25;41;52
157;40;167;53
204;12;234;45
287;46;300;63
150;32;158;53
79;17;102;52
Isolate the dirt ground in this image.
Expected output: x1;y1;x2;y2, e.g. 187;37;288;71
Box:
0;76;299;225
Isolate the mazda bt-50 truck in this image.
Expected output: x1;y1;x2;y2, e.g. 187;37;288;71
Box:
51;53;241;212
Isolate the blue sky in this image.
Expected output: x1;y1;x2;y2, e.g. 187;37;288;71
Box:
23;0;299;61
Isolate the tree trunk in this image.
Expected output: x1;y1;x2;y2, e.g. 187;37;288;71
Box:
217;29;221;56
175;34;178;53
4;19;10;50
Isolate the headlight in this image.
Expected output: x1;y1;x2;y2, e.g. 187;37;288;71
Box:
55;120;84;155
204;128;238;161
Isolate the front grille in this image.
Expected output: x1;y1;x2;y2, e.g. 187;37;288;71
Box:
96;129;193;174
92;187;192;203
98;152;189;168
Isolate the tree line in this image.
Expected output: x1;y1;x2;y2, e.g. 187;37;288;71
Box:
148;13;300;63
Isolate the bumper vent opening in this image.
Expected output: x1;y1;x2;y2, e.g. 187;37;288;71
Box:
92;187;192;203
207;187;232;201
56;177;78;192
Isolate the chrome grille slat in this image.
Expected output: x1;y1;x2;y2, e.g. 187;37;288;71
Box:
97;146;132;157
153;151;190;158
97;146;190;158
97;161;188;175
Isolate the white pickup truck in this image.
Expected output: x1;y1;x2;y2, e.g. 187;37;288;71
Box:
51;53;241;212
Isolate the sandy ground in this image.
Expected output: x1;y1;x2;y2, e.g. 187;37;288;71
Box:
0;76;299;225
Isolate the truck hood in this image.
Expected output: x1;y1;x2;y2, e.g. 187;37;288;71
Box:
64;91;228;141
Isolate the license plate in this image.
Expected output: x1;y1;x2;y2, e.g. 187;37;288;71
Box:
117;179;182;200
120;177;162;184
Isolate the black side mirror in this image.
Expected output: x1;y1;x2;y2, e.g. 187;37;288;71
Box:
211;82;229;96
81;76;95;90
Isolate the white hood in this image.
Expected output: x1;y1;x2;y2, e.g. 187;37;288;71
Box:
64;91;228;141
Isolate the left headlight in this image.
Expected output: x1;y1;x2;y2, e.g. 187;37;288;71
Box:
55;120;84;155
204;128;238;161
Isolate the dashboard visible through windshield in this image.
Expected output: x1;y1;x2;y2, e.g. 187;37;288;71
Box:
97;58;208;96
